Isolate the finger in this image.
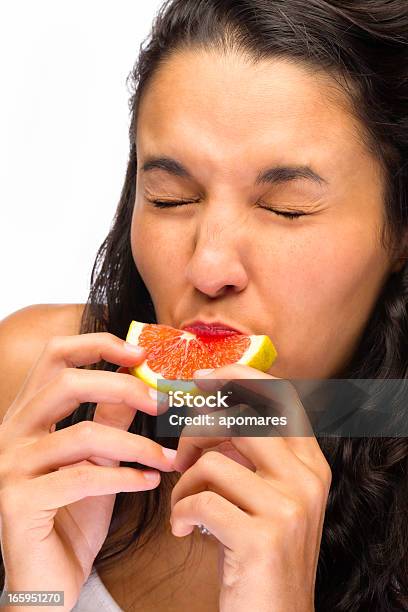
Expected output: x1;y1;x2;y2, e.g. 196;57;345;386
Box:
16;464;163;512
172;402;270;472
10;368;158;434
175;429;326;485
10;332;147;411
194;364;313;433
170;450;286;516
172;397;251;472
192;363;268;392
226;435;326;483
90;366;139;467
171;490;250;548
174;434;230;473
193;364;321;460
93;367;137;430
174;428;303;480
20;420;176;475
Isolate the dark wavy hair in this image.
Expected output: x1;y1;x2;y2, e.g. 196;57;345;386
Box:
2;0;408;609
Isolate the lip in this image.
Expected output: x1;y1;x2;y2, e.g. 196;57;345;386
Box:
180;319;248;337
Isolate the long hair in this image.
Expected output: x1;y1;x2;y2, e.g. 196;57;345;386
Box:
2;1;408;609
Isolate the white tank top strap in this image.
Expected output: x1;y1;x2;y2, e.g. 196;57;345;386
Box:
71;566;123;611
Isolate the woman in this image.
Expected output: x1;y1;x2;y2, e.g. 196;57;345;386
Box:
0;0;407;610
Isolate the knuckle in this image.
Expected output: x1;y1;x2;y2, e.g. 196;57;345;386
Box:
123;374;140;395
281;498;306;524
74;421;97;442
104;332;118;343
197;451;224;474
321;462;333;488
58;367;80;391
44;335;66;355
127;374;145;393
94;332;119;347
308;475;327;499
0;484;27;518
307;472;331;508
196;490;217;514
92;331;116;345
73;466;93;487
124;377;151;407
274;378;297;401
0;451;15;485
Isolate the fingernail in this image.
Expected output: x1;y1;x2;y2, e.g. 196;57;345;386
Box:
143;470;160;481
193;368;214;377
162;447;177;460
123;341;145;355
148;387;158;400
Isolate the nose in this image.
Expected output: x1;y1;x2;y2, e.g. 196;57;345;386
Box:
185;211;249;298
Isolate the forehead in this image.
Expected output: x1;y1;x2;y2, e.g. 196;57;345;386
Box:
136;50;367;183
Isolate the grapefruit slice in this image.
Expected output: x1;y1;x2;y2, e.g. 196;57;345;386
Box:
125;320;277;395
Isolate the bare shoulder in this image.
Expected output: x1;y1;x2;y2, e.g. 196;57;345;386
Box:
0;304;86;422
0;303;85;345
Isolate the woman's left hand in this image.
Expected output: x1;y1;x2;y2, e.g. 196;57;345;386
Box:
170;364;332;612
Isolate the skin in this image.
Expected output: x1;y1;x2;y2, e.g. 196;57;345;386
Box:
170;368;331;611
126;50;401;609
1;50;403;611
131;50;400;381
0;336;177;611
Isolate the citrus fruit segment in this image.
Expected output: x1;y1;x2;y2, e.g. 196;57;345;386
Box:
125;320;277;395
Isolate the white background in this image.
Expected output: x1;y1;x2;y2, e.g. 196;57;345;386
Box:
0;0;165;320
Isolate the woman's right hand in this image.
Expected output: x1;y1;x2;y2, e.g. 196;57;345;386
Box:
0;332;176;611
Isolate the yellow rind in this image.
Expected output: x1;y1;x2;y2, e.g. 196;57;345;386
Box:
236;334;277;372
125;320;278;396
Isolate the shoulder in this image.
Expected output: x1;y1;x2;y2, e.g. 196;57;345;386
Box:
0;303;85;349
0;304;86;422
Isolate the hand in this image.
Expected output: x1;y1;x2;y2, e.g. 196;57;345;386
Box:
0;333;176;611
170;364;332;612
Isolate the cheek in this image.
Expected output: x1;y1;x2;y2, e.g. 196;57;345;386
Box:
257;218;388;376
130;206;186;290
260;216;386;310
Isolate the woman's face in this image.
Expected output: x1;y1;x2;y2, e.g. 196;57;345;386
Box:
131;50;397;379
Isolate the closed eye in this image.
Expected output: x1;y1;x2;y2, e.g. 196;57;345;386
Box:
257;201;307;220
147;198;308;220
147;198;198;208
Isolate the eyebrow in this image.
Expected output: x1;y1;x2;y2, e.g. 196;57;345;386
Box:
141;156;328;186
